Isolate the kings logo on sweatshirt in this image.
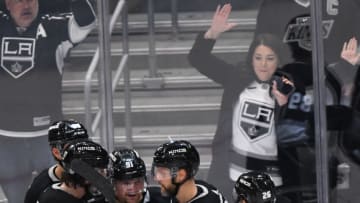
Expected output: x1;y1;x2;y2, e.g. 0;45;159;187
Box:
1;37;36;79
240;101;274;140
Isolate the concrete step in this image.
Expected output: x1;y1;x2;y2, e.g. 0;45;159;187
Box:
93;10;257;35
90;124;215;148
61;67;228;91
62;87;222;126
63;88;222;107
64;47;249;80
72;31;253;56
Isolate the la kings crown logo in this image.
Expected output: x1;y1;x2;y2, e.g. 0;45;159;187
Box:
283;16;334;51
1;37;35;79
239;101;274;141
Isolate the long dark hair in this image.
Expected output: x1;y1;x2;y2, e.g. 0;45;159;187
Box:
246;33;292;68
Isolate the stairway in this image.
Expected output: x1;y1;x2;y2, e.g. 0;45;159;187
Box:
61;9;258;181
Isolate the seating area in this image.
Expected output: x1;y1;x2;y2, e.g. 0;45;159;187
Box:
62;3;258;181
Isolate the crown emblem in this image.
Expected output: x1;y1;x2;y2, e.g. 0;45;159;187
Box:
11;62;23;73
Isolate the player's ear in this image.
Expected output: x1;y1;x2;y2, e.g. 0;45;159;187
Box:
52;147;62;160
176;169;187;182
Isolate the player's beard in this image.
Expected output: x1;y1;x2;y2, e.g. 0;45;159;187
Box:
160;183;177;197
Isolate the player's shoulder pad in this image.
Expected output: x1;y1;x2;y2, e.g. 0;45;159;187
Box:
29;168;50;186
195;179;218;190
195;180;228;202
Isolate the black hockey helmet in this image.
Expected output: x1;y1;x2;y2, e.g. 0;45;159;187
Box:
61;140;109;173
152;140;200;178
110;148;146;181
48;120;89;146
233;171;276;203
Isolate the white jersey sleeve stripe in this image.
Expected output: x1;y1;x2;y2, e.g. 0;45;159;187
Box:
68;15;96;43
55;40;73;74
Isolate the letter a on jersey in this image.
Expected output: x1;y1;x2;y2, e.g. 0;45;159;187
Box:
1;37;36;79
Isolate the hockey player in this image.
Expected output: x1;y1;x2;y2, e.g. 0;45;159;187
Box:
110;148;169;203
24;120;89;203
0;0;96;202
152;140;228;203
233;171;279;203
37;140;109;203
188;3;294;200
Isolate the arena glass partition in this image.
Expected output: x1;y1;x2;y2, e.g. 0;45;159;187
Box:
246;1;360;203
0;0;105;202
67;0;360;202
132;0;359;203
2;0;358;202
314;0;360;203
103;0;360;202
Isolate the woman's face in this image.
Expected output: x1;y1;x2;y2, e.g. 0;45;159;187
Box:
252;45;279;82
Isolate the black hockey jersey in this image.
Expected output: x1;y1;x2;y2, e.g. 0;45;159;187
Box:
38;183;88;203
0;0;95;136
25;165;60;203
170;181;228;203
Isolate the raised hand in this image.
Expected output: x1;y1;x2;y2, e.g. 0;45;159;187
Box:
204;3;237;39
341;37;360;65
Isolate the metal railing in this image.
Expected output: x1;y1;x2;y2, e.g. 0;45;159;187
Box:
84;0;131;150
83;0;180;148
82;0;255;149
